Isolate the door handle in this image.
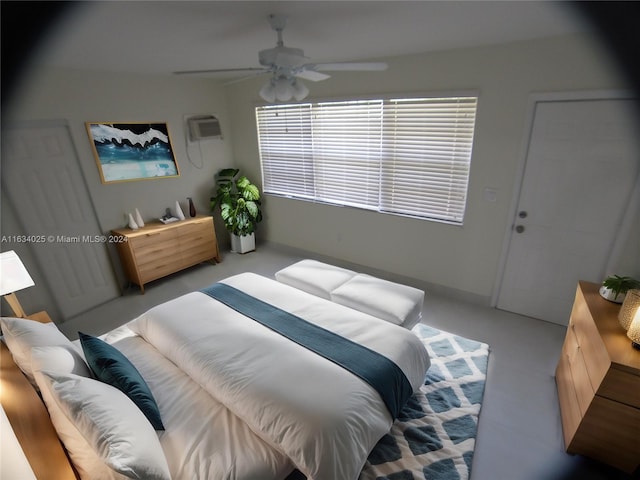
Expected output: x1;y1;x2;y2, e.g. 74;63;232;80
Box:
518;211;528;218
515;225;525;233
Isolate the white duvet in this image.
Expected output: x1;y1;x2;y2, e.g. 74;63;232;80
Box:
126;273;430;480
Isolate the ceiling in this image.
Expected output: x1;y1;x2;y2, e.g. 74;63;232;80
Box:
33;1;590;80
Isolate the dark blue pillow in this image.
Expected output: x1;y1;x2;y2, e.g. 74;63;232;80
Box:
78;332;164;430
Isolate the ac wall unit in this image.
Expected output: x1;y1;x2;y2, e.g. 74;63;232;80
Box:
187;115;222;141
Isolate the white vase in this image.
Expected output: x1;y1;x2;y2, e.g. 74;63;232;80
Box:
175;201;185;220
134;208;144;227
128;213;139;230
230;233;255;254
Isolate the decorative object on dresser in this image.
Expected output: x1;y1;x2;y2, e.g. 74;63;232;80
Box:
111;215;220;293
174;200;185;220
0;250;35;318
618;289;640;331
598;274;640;303
127;212;139;230
134;208;145;227
555;281;640;474
187;197;197;217
210;168;263;254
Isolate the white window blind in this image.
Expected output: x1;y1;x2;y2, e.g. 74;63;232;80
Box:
256;95;477;224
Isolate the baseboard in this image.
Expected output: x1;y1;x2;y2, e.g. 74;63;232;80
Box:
263;241;492;307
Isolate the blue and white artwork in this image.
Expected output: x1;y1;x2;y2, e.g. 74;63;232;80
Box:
87;122;179;183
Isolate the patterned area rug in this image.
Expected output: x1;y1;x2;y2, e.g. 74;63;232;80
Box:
360;323;490;480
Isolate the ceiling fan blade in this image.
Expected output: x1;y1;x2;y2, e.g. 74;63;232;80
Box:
294;69;331;82
312;62;388;72
223;71;272;86
173;67;267;75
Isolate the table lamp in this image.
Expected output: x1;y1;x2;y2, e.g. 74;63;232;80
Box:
0;251;35;318
627;306;640;350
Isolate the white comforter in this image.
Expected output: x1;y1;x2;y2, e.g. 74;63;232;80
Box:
106;328;294;480
129;273;430;480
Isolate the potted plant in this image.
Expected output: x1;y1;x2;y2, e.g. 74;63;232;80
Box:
210;168;262;253
599;275;640;303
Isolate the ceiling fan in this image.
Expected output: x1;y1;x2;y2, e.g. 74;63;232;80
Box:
174;14;388;102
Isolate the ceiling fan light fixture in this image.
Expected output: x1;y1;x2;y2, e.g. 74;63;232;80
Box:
274;76;294;101
292;79;309;101
259;79;276;103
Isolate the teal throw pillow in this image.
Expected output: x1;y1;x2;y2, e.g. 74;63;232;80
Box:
78;332;164;430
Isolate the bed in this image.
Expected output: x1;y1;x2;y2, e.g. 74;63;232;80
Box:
0;272;430;480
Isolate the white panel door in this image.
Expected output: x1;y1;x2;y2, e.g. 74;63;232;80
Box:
497;98;639;325
2;123;120;318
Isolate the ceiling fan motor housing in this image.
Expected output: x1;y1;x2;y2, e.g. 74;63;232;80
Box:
259;46;307;69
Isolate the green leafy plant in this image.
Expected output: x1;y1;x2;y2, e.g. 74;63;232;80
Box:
210;168;262;237
602;275;640;300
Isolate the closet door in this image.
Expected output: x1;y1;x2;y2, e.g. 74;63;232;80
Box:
2;122;120;319
497;97;639;325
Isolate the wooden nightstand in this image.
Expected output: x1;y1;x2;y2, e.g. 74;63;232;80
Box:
555;281;640;473
25;311;53;324
0;309;77;479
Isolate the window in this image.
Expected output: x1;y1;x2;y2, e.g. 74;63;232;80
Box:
256;95;477;224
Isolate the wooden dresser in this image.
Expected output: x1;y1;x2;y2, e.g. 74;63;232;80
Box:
555;281;640;474
111;215;220;293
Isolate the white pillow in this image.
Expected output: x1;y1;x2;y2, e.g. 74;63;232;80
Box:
330;274;424;328
0;317;78;384
34;371;171;480
31;345;92;379
275;259;356;299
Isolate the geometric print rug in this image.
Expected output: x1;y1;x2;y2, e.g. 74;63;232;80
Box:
359;323;490;480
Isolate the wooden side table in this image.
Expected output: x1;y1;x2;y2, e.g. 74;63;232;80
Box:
555;281;640;473
25;311;53;324
1;310;78;479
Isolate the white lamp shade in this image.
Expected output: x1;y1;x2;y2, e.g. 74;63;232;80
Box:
627;307;640;347
275;77;293;101
292;80;309;101
0;250;35;296
619;289;640;331
259;80;276;103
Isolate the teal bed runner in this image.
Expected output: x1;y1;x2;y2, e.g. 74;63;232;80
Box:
200;282;412;419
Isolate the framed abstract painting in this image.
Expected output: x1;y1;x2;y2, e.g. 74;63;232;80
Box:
86;122;180;183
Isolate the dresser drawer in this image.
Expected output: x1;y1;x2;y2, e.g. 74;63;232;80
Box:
129;228;178;250
555;351;582;446
176;217;213;237
138;258;183;284
599;368;640;408
562;328;595;415
132;233;177;263
572;395;640;473
568;294;609;391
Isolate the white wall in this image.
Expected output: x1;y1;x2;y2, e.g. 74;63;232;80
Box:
225;33;637;302
2;32;637;317
2;68;234;317
7;67;233;230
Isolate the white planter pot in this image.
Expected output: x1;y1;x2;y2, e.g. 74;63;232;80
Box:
230;232;255;254
599;285;626;304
